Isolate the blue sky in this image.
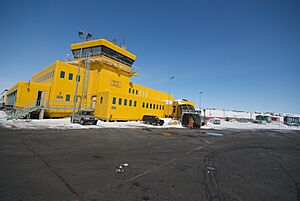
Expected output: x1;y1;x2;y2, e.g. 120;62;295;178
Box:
0;0;299;113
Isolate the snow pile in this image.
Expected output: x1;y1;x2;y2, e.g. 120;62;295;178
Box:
0;111;7;120
161;118;182;127
206;119;300;130
0;117;183;130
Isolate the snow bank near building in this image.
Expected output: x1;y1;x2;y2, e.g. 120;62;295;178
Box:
0;111;7;120
0;110;299;130
0;117;183;130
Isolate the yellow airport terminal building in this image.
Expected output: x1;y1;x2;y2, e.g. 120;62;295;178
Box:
5;38;199;124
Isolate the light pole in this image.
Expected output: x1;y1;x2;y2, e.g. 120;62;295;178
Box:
80;33;92;109
168;76;174;118
199;92;203;110
71;30;87;123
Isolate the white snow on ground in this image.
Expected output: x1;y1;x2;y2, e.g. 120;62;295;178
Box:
206;119;300;130
0;117;299;130
0;113;183;130
0;111;7;120
0;110;299;130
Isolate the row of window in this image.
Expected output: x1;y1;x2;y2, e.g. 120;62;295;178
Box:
36;70;55;82
128;88;138;95
128;88;149;98
60;71;80;81
72;45;134;66
142;102;164;110
112;97;164;110
112;97;137;107
56;94;165;111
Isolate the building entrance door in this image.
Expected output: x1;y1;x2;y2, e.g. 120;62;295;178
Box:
91;96;97;110
36;91;42;106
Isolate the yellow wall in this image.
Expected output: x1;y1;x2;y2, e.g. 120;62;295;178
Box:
7;82;50;107
85;62;173;120
32;62;56;84
47;60;95;117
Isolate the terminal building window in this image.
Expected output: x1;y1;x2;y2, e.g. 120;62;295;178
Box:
60;71;65;78
112;97;116;104
69;73;73;80
66;94;70;102
72;45;134;66
134;101;137;107
124;99;127;106
118;98;122;105
129;100;132;106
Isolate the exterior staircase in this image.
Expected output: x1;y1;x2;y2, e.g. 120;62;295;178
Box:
6;100;92;120
6;100;45;120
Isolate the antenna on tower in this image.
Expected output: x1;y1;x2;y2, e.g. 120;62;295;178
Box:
65;54;70;61
121;33;127;49
91;25;95;40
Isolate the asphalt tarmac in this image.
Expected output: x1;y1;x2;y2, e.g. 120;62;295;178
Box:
0;127;299;201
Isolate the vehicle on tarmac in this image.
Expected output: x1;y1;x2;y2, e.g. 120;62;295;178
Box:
142;115;164;126
210;118;221;125
70;110;98;125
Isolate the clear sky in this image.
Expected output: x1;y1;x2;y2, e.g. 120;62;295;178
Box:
0;0;299;113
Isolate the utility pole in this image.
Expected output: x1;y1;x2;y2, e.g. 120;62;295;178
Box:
168;76;174;118
199;92;203;110
71;30;92;123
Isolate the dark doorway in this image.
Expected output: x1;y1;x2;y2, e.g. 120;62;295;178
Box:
36;91;42;106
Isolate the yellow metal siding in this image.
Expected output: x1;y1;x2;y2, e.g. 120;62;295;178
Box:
7;82;50;107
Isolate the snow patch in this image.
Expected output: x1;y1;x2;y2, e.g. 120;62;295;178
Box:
0;111;7;120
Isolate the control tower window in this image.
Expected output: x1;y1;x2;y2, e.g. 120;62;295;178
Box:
72;45;134;66
101;46;134;66
72;49;81;59
91;46;101;56
82;48;91;57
